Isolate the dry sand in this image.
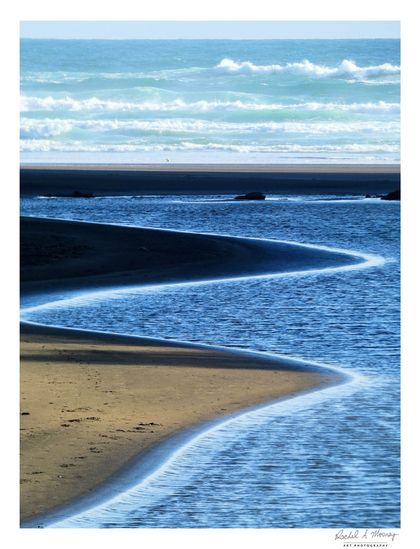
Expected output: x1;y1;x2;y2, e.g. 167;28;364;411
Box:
20;215;345;523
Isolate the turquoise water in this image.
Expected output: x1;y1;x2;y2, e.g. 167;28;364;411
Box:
21;195;400;527
20;39;400;164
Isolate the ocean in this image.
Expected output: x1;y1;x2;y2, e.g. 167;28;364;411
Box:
20;194;400;527
20;39;400;165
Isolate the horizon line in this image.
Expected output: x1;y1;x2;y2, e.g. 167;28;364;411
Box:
20;36;400;40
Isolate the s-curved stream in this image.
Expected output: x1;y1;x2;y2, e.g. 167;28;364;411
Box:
20;195;400;528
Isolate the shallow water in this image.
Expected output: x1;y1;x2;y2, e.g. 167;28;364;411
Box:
20;195;400;527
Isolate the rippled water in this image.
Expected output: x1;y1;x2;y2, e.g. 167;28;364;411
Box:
20;195;400;527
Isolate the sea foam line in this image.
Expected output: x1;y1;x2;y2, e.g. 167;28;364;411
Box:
20;58;400;82
50;367;365;528
19;140;400;154
20;222;385;316
20;96;400;114
20;223;385;527
216;58;400;79
20;117;400;139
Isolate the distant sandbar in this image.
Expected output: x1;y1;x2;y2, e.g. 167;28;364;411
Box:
20;163;400;196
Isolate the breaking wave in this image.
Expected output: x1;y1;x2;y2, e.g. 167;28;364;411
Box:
216;58;400;79
20;140;400;154
20;39;400;164
20;117;400;139
21;58;401;83
21;96;400;114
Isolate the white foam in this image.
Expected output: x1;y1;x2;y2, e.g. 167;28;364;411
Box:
20;96;400;114
19;139;400;154
50;372;364;528
19;117;400;139
21;58;400;85
20;118;73;138
20;228;387;527
216;58;400;79
21;227;385;317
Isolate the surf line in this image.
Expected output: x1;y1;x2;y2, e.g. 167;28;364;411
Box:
20;227;385;527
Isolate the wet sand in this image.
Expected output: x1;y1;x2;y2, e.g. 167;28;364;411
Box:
21;216;358;298
20;163;400;196
20;325;340;523
20;216;349;524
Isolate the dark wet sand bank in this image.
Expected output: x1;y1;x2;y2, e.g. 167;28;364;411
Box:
21;164;400;196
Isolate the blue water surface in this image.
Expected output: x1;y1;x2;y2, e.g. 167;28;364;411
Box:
20;195;400;527
20;39;400;164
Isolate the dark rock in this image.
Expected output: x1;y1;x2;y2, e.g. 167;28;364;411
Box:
234;191;266;201
21;412;30;416
71;190;95;198
381;189;400;201
43;190;95;198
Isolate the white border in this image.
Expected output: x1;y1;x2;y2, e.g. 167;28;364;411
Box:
2;2;417;548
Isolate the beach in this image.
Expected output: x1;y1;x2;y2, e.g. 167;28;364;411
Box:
18;33;401;529
21;326;337;522
20;214;346;523
21;164;400;197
